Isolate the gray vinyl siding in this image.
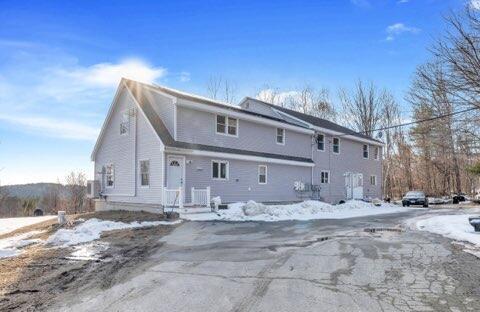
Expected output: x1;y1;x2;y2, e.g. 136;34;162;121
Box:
165;153;311;203
240;98;280;118
176;104;311;158
312;133;382;204
145;88;176;137
94;87;164;204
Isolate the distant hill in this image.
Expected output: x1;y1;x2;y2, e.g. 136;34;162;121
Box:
0;183;68;199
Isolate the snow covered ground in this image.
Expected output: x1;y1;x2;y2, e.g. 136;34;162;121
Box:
47;218;182;247
0;218;181;260
414;214;480;246
183;200;411;222
0;231;43;258
0;216;56;235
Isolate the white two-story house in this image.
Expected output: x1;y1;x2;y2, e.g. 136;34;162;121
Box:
90;78;383;212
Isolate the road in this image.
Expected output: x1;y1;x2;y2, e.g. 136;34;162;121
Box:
52;209;480;312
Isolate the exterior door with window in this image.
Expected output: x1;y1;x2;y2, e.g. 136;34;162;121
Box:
167;156;185;201
345;172;364;200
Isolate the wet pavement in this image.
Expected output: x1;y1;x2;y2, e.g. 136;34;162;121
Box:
53;209;480;312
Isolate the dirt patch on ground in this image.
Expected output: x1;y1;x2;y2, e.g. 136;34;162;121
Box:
0;211;180;311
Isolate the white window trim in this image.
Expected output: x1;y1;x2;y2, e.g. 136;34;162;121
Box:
276;128;285;145
363;144;369;159
320;170;330;184
215;114;239;138
258;165;268;184
139;159;150;188
374;146;380;161
212;160;229;180
332;137;340;154
370;175;377;186
106;163;115;189
316;133;325;152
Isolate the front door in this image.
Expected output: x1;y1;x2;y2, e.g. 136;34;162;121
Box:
167;156;185;200
345;172;364;200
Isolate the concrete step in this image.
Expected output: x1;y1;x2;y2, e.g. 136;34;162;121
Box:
168;207;212;214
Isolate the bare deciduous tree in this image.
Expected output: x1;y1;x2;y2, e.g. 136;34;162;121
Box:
339;80;393;135
65;171;87;214
206;75;237;104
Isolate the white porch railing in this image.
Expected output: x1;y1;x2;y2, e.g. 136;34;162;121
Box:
191;187;211;207
163;187;184;208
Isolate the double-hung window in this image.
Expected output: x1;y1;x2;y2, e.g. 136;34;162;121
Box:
316;134;325;151
321;171;330;184
363;144;369;159
140;160;150;187
374;146;380;160
106;164;115;188
258;165;267;184
370;175;377;186
332;137;340;154
212;160;229;180
216;115;238;136
276;128;285;145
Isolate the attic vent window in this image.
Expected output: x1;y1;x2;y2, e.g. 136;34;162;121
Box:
120;111;130;135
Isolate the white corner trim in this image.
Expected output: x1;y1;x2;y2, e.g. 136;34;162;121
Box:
166;147;315;167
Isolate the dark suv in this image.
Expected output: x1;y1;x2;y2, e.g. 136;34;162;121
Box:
402;191;429;207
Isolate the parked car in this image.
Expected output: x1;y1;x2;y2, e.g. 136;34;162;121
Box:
402;191;429;207
452;193;469;204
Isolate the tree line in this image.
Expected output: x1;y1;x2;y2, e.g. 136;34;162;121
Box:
206;6;480;199
0;171;93;217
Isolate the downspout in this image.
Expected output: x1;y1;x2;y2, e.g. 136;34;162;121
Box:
133;107;137;197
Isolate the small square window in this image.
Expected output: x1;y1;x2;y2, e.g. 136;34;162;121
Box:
216;115;237;136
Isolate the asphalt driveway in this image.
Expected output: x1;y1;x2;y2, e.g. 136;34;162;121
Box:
52;209;480;312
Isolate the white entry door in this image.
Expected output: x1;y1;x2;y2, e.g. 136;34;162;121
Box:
345;172;364;200
167;156;185;196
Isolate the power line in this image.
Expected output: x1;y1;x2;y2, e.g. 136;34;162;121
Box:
339;106;480;139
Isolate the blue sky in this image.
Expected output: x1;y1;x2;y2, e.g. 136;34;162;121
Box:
0;0;471;185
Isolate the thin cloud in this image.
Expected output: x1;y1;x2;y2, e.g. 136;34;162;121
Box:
351;0;370;8
179;71;191;82
0;115;99;141
471;0;480;10
0;54;168;142
385;23;420;41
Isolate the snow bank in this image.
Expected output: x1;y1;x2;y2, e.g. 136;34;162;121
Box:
67;242;110;261
47;218;182;247
0;231;43;258
0;216;56;235
415;215;480;246
184;200;410;222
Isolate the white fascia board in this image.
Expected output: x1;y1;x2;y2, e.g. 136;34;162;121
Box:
165;147;315;167
176;99;314;135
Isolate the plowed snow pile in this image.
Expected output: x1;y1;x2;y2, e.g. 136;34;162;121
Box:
183;200;410;221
